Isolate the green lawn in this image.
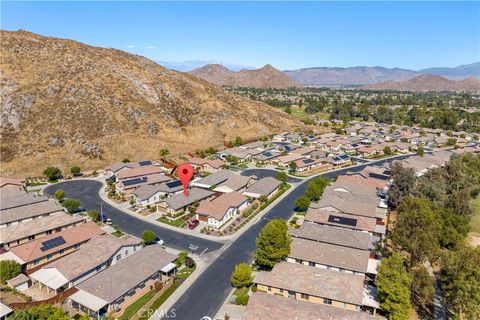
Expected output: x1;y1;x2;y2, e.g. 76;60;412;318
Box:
470;194;480;234
118;289;156;320
157;217;187;228
176;265;196;280
138;279;182;319
112;230;125;237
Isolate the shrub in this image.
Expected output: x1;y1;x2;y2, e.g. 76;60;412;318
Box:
185;256;195;268
43;166;62;181
154;281;163;291
141;230;157;244
54;189;65;202
70;166;81;175
87;210;99;222
236;294;249;306
62;198;81;213
252;202;259;210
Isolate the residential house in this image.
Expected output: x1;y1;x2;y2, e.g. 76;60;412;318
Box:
1;213;85;249
291;147;316;156
305;208;386;237
104;160;160;176
287;237;379;277
69;245;177;317
273;154;304;168
132;180;184;207
0;196;65;228
191;170;235;189
253;149;282;164
161;188;215;214
254;262;370;312
7;273;30;292
188;157;225;173
213;175;257;193
289;222;378;251
196;192;249;228
217;147;258;162
0;178;26;198
315;191;386;220
115;167;170;193
8;222;105;271
242;177;282;199
294;158;325;173
242;293;375;320
29;234;143;294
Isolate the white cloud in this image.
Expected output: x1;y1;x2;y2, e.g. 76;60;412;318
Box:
144;46;156;49
127;45;135;48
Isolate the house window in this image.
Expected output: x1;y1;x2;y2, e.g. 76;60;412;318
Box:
116;254;121;261
267;286;271;292
295;259;302;264
323;298;332;305
28;235;35;240
288;291;296;298
339;268;345;272
301;293;309;300
47;254;53;260
308;261;315;267
74;244;80;249
33;259;40;265
279;288;283;293
46;230;52;235
125;250;129;256
59;249;64;255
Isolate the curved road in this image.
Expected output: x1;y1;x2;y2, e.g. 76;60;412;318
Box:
44;180;224;253
241;168;302;183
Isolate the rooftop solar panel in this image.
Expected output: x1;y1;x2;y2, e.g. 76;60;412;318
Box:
40;236;66;252
139;160;153;166
303;158;315;164
339;155;349;159
328;215;357;227
166;180;182;188
123;177;148;186
263;152;272;157
284;146;291;151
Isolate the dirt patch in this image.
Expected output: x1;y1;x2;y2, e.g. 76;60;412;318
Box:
467;232;480;247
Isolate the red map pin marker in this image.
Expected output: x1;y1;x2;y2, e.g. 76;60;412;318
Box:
177;163;194;196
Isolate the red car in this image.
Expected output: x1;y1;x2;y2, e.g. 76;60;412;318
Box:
188;219;200;230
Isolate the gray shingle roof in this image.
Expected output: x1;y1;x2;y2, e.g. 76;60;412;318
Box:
191;170;233;188
1;200;64;225
164;188;214;210
289;237;371;273
289;222;372;250
77;245;176;303
0;193;48;210
254;261;365;306
242;177;281;197
133;180;183;200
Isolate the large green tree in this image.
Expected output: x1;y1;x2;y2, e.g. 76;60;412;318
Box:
375;252;412;320
295;195;311;211
230;263;253;288
388;162;416;208
411;266;435;314
254;219;291;270
305;177;329;201
43;166;62;181
0;260;21;282
392;197;441;268
440;245;480;320
141;230;157;244
61;198;81;213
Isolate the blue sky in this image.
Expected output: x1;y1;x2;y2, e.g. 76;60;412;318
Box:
2;1;479;70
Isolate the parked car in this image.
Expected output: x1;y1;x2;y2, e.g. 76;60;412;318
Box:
188;219;200;230
105;218;113;225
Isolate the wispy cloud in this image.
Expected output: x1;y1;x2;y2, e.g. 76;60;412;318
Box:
144;46;156;49
127;45;135;48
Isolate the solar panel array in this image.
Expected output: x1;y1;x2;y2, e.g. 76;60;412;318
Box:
328;215;357;227
263;152;272;157
40;236;66;252
339;155;349;160
284;146;292;151
139;160;153;166
303;158;315;164
123;177;148;186
166;180;182;188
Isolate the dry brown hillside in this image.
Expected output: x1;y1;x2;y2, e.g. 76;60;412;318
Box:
362;74;480;92
191;64;302;88
0;30;301;177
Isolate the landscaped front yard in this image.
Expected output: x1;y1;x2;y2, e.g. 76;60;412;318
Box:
157;216;188;228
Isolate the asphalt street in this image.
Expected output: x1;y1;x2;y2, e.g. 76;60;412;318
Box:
240;168;302;183
167;154;412;320
43;180;224;253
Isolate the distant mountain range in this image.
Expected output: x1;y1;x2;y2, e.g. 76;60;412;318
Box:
157;60;254;72
362;75;480;92
190;64;302;89
285;62;480;86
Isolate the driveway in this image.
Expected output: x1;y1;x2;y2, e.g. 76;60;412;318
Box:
43;180;223;254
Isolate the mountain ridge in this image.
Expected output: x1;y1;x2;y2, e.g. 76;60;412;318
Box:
361;74;480;92
0;30;301;177
190;64;302;88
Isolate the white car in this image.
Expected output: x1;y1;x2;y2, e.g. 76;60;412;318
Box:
105;218;113;225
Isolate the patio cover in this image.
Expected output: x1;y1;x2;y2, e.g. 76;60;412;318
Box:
161;262;177;273
70;289;109;312
29;267;68;290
